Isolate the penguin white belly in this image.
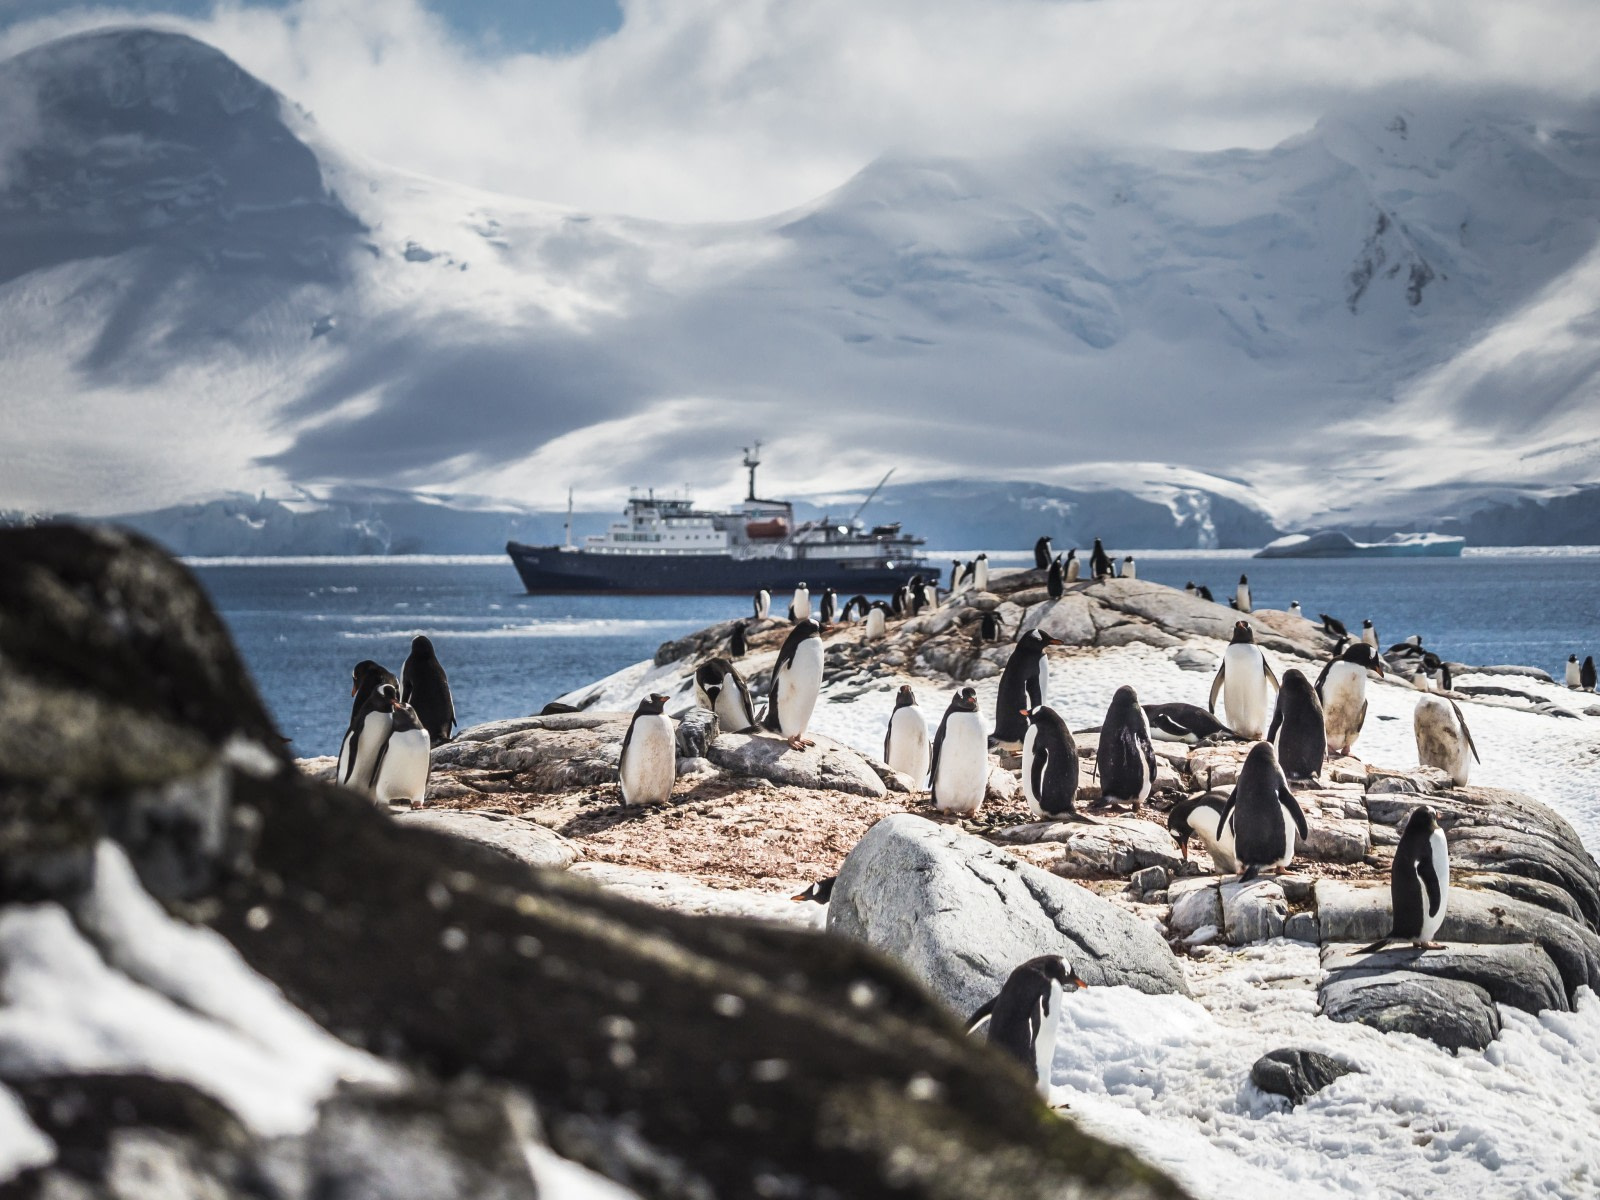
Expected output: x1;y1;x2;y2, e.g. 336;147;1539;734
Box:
775;639;824;738
886;709;930;787
1420;828;1451;942
1221;645;1269;739
1033;981;1062;1096
1567;661;1582;688
1414;696;1470;785
791;590;811;621
1021;724;1043;816
336;728;356;784
974;561;989;591
1065;560;1080;582
344;710;393;794
864;609;887;639
714;685;755;733
1322;663;1369;753
1276;813;1298;870
620;715;676;805
374;728;431;807
933;713;988;815
1187;807;1238;873
1036;660;1050;707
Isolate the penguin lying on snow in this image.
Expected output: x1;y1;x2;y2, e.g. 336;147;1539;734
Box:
1167;791;1238;873
1414;693;1479;786
931;687;988;816
965;955;1086;1096
1142;703;1234;745
762;619;823;750
791;876;835;904
1216;742;1307;880
694;657;760;733
1363;807;1449;952
401;635;455;745
619;693;675;805
883;685;931;787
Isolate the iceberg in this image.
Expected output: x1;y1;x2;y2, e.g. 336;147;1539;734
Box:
1255;530;1465;558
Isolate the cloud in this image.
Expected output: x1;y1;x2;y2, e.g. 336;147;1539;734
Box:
3;0;1599;222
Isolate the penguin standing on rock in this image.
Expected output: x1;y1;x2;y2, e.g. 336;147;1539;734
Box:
694;657;760;733
1021;705;1084;820
338;660;397;784
789;583;811;622
1360;619;1379;649
931;687;988;816
1216;742;1307;880
1095;686;1158;810
820;587;838;626
1289;601;1303;616
1364;807;1449;951
371;699;432;808
950;560;965;593
1034;536;1053;570
1233;575;1252;614
1208;621;1280;740
965;955;1085;1096
401;635;456;745
729;623;749;658
342;681;398;794
1317;642;1385;756
1167;792;1238;873
1090;539;1113;580
1121;555;1136;580
973;554;990;592
1047;557;1065;599
619;694;675;806
919;578;939;611
1414;694;1479;786
1267;668;1326;781
883;685;931;786
1064;549;1080;582
1584;656;1598;692
1566;654;1582;688
762;619;823;750
992;630;1062;748
754;589;771;620
864;605;888;640
1319;614;1348;639
978;612;1001;643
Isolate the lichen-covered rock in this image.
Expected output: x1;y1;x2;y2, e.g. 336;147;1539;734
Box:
393;809;580;870
1249;1049;1357;1107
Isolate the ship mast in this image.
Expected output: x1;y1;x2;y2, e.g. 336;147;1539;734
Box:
563;488;573;549
850;468;895;525
742;441;762;502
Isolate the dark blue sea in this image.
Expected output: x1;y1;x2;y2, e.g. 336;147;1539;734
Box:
189;549;1600;755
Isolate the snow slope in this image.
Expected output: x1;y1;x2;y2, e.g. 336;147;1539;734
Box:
3;28;1600;525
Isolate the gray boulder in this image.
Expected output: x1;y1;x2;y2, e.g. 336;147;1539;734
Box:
1319;973;1500;1051
432;713;630;792
1221;879;1286;943
705;731;887;797
1321;942;1567;1015
393;809;579;871
828;814;1190;1017
1249;1050;1357;1107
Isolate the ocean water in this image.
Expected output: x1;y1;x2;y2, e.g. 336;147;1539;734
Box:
188;550;1600;755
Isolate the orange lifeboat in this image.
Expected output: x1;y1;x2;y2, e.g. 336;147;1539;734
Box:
745;518;789;540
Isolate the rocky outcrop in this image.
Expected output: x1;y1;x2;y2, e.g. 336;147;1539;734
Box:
393;808;580;870
1249;1050;1358;1108
706;731;888;798
1320;973;1501;1051
828;814;1190;1017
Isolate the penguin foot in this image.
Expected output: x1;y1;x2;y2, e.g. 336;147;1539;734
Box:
787;735;814;750
1413;940;1446;951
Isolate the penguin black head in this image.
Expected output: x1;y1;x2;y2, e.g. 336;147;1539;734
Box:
1438;662;1453;691
893;684;918;711
390;700;423;732
636;693;670;716
1239;574;1249;585
794;618;821;639
951;687;979;712
351;659;388;696
1066;548;1077;559
1093;539;1104;550
1242;740;1280;774
1402;805;1438;839
1185;581;1195;590
410;634;436;658
1362;619;1374;630
1022;630;1063;650
1166;792;1226;860
694;661;726;705
1108;684;1141;713
1339;642;1386;676
375;682;399;709
1570;654;1579;663
791;876;836;904
1026;954;1087;991
1280;667;1318;701
1230;621;1255;645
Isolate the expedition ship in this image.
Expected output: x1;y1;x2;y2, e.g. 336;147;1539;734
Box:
506;447;929;594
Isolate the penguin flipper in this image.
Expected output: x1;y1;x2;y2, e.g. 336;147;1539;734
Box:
368;739;390;795
964;995;998;1034
1281;786;1309;841
1314;659;1334;699
1358;936;1394;955
929;718;948;797
1418;848;1444;916
1207;665;1225;714
1357;699;1369;735
1029;742;1048;806
1264;661;1281;692
1450;700;1481;764
1266;698;1284;744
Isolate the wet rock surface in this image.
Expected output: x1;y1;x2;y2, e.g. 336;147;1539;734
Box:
1249;1049;1358;1107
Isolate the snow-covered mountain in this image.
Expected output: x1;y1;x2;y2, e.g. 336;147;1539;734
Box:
4;27;1600;530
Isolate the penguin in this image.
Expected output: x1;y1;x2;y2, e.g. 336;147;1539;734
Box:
401;635;455;745
790;876;836;904
1363;807;1449;951
930;686;988;815
341;681;398;794
1234;575;1252;614
1034;536;1053;570
891;585;909;617
1167;791;1238;873
1089;538;1113;580
788;583;811;622
1414;694;1479;786
1360;619;1379;649
730;622;749;658
1288;601;1302;617
762;619;823;749
820;587;838;626
864;605;888;640
694;657;760;733
1095;685;1158;810
754;588;771;621
1208;621;1280;740
964;955;1085;1096
1121;555;1136;580
1142;703;1233;745
919;579;939;611
1565;654;1581;688
1184;581;1197;595
991;630;1062;748
1064;549;1080;583
1020;705;1083;819
618;693;676;806
906;575;928;615
883;684;931;786
950;559;965;593
1585;656;1598;692
1316;642;1385;756
1047;557;1065;599
978;611;1001;643
1196;584;1214;602
842;594;871;623
1216;742;1307;880
337;660;397;784
370;699;432;808
1267;668;1326;781
1319;613;1348;639
973;553;990;592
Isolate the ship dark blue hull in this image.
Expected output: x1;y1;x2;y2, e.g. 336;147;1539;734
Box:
506;541;928;595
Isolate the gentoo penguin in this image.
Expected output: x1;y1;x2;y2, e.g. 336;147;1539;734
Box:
1196;584;1214;602
991;630;1063;748
864;605;888;640
820;587;838;626
973;553;990;592
1216;742;1307;880
1090;538;1113;580
930;687;988;815
1414;694;1479;786
694;657;760;733
789;583;811;622
1021;705;1083;819
883;684;931;786
1364;807;1449;951
842;594;871;623
919;579;939;611
1047;557;1065;598
1064;549;1080;583
1142;703;1233;745
1288;601;1302;617
337;660;397;784
618;693;675;806
1167;791;1238;873
978;612;1001;643
790;876;835;904
1584;656;1598;692
1208;621;1280;740
341;681;398;794
729;622;749;658
762;619;823;749
1267;668;1325;780
1234;575;1252;614
1121;555;1136;579
1318;613;1347;639
891;584;909;617
965;955;1085;1096
1095;686;1158;810
1184;581;1197;595
1033;536;1053;570
1316;642;1385;756
1566;654;1581;688
1360;619;1379;649
371;699;431;808
950;560;965;593
401;635;455;745
754;588;771;621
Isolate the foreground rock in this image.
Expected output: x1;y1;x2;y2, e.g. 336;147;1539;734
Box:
1249;1050;1358;1108
0;524;1187;1200
393;808;580;870
829;813;1191;1017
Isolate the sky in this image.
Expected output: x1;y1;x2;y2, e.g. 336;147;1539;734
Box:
3;0;1599;223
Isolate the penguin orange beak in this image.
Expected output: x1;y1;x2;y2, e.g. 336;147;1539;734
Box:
1374;663;1386;678
1068;974;1088;990
350;682;358;697
1019;708;1031;718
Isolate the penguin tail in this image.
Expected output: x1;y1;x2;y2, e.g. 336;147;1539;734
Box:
1240;864;1261;883
1358;936;1394;955
1060;811;1104;826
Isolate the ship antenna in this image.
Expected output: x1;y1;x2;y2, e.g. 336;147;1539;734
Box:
742;441;762;502
850;468;895;525
564;487;573;549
